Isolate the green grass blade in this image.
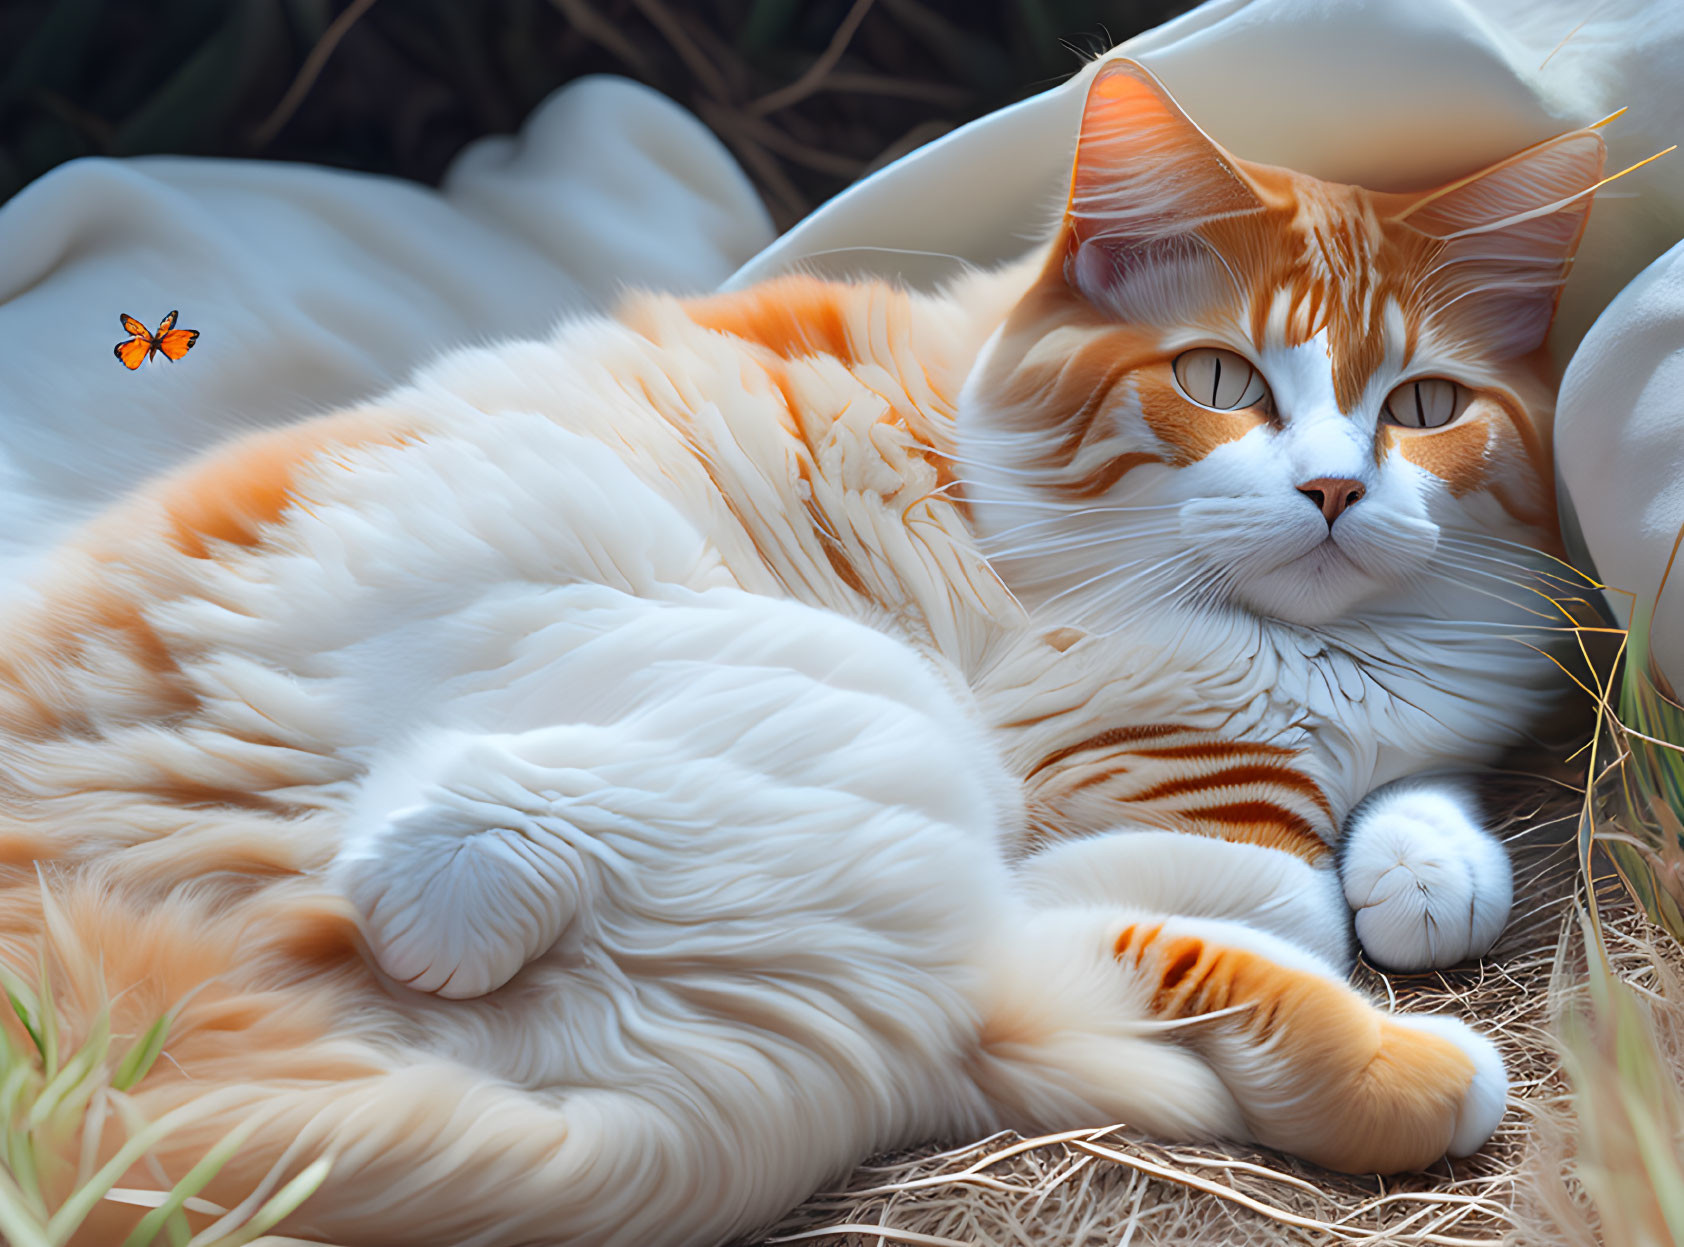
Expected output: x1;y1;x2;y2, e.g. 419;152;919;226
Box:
164;1206;192;1246
4;1123;45;1220
112;1014;174;1094
0;1056;41;1148
0;1162;52;1247
0;992;22;1067
0;965;46;1061
27;1015;108;1133
1561;914;1684;1247
208;1155;332;1247
119;1116;260;1247
42;1105;195;1243
34;961;56;1081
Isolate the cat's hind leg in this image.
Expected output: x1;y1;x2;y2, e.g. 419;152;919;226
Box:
1339;779;1512;971
1017;829;1353;968
981;909;1506;1174
334;587;1019;1002
1109;915;1507;1170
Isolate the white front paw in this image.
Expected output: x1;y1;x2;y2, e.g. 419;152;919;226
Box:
1340;786;1512;971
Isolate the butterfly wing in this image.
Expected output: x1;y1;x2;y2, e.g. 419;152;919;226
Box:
156;328;199;361
154;310;178;337
120;313;150;338
114;337;152;369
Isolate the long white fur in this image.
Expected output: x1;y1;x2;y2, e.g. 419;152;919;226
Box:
124;344;1440;1241
1;240;1543;1247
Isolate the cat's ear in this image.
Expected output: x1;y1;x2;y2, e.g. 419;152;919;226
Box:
1396;129;1606;357
1060;59;1263;314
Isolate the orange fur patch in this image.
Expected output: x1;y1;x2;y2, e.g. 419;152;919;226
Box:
158;409;411;558
1026;724;1192;780
1112;915;1480;1172
0;830;58;868
1138;373;1267;465
683;275;857;363
1173;800;1332;863
1130;765;1334;820
1393;418;1492;496
1067;451;1164;497
0;408;416;741
1024;726;1334;863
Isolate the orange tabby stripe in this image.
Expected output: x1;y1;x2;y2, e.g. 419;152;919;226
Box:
1065;451;1165;498
1176;801;1330;859
1129;764;1334;820
1026;723;1194;779
1136;372;1265;465
1023;726;1334;863
1110;918;1481;1174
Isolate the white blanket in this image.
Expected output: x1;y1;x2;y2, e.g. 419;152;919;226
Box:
0;76;773;579
3;0;1682;676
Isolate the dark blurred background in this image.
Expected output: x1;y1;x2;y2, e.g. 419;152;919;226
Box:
0;0;1189;229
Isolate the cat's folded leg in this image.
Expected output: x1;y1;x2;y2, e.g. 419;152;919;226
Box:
983;908;1507;1173
1338;779;1512;971
981;909;1505;1172
335;733;587;1000
1017;829;1353;968
1108;913;1508;1171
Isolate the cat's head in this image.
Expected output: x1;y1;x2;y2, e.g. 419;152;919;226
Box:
961;59;1605;630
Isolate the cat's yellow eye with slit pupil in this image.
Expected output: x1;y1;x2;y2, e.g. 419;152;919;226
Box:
1383;378;1464;429
1172;347;1270;412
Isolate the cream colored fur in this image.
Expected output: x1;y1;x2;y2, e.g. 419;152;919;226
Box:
0;273;1508;1245
0;59;1605;1246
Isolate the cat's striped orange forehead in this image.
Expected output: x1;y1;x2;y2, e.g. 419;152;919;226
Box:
1063;61;1600;387
1063;62;1423;411
1195;176;1426;412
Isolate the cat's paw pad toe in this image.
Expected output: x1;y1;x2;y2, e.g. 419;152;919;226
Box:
1342;790;1511;971
341;801;577;999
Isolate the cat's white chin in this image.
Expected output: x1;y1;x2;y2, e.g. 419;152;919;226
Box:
1230;540;1383;625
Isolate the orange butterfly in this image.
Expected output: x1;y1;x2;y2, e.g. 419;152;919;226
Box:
114;310;200;370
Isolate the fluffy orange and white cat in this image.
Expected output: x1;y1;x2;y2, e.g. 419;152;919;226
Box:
0;60;1604;1246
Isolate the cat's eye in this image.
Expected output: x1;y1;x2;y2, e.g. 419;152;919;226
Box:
1172;348;1271;412
1382;378;1465;429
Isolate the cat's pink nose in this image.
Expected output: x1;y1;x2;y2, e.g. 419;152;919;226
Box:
1297;477;1365;525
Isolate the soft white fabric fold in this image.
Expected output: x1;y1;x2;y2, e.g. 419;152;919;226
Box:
0;75;773;576
1557;241;1684;680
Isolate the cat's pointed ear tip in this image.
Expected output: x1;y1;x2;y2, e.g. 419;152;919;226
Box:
1554;125;1609;162
1079;57;1209;139
1086;57;1166;100
1090;56;1151;82
1511;125;1609;186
